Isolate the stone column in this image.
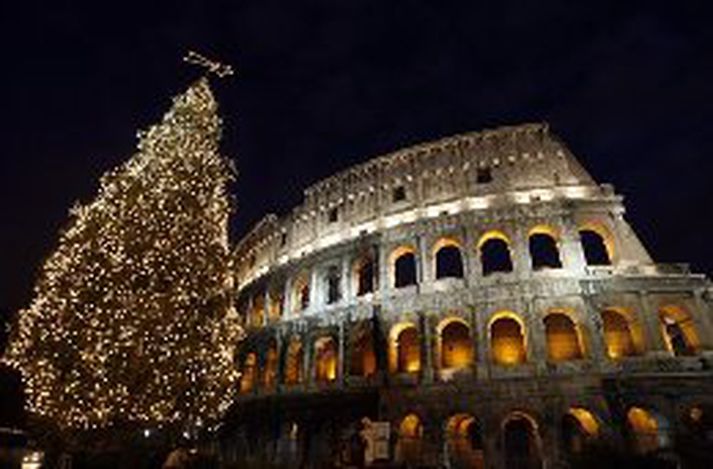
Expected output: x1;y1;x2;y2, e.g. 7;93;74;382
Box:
341;254;351;303
263;289;270;326
284;276;294;318
417;234;429;285
511;221;531;280
578;295;608;368
420;312;434;384
692;289;713;353
309;268;320;312
638;291;670;357
559;215;587;274
378;243;390;293
338;319;346;386
476;305;491;380
526;300;548;374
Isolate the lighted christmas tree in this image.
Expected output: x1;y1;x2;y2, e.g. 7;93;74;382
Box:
3;77;242;432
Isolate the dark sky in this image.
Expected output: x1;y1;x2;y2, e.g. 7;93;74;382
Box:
1;1;712;323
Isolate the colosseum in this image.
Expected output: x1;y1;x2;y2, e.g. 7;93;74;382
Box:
220;123;713;468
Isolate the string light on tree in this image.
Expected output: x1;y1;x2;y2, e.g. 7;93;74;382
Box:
3;68;243;431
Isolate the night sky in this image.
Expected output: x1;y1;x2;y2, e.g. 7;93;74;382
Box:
1;1;712;330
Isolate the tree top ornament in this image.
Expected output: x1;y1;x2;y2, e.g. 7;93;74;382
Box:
183;50;235;78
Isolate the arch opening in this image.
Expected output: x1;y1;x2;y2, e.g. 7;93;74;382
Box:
394;252;417;288
355;256;375;296
315;336;338;383
562;408;599;454
396;414;423;465
240;352;258;393
263;339;278;390
544;313;583;361
601;309;638;359
284;339;303;385
579;229;611;266
529;232;562;270
446;413;485;469
390;324;421;374
659;305;700;357
627;407;669;454
350;325;376;377
440;320;473;369
491;315;527;366
479;234;513;276
503;413;542;469
436;245;464;279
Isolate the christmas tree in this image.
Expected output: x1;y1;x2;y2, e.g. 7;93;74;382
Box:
3;77;242;432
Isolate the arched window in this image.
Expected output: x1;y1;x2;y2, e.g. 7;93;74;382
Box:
479;232;513;276
396;414;423;465
579;229;611;266
503;413;542;469
240;352;257;393
268;287;283;322
440;320;473;369
325;266;341;304
263;339;278;389
251;294;265;327
355;257;375;296
284;339;303;385
315;337;338;383
436;245;464;279
660;305;700;356
491;316;526;365
601;309;637;359
391;325;421;373
544;313;583;361
294;275;310;312
350;324;376;377
627;407;668;454
529;232;562;270
393;248;418;288
562;408;599;454
446;414;485;469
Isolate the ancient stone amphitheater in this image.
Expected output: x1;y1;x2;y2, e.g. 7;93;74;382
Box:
221;123;713;468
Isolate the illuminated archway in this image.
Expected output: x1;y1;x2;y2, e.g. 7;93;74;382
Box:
350;323;376;377
446;413;485;469
284;338;303;385
396;414;423;465
490;313;527;365
240;352;258;393
544;312;583;361
263;339;278;389
433;237;464;279
389;323;421;373
627;407;669;454
268;287;283;322
562;408;599;454
391;246;418;288
353;255;375;296
579;222;614;266
293;273;310;313
502;412;542;469
528;225;562;269
659;305;700;356
601;309;640;359
314;336;338;383
438;318;473;369
251;294;265;327
478;230;514;276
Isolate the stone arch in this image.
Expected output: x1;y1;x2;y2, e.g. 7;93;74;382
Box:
489;312;527;366
263;338;279;390
389;322;421;374
659;304;700;356
293;273;310;313
390;245;418;288
601;308;643;359
353;254;376;296
433;237;465;279
543;311;584;361
682;403;713;442
561;407;600;454
578;222;615;266
528;225;562;270
396;413;423;465
250;293;265;327
314;336;338;383
437;317;473;369
349;322;376;377
478;230;514;276
502;411;543;469
445;413;485;469
284;338;304;385
240;352;258;393
627;406;671;454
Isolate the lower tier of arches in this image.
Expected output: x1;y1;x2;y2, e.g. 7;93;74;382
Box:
219;374;713;468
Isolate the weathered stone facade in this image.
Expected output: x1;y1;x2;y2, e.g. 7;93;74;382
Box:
222;123;713;468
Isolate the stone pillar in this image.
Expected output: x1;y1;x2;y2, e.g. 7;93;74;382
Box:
476;306;491;380
284;276;294;318
559;215;587;274
263;289;270;326
692;289;713;352
511;222;531;280
341;254;351;303
462;225;477;286
638;291;670;357
304;332;313;387
526;300;548;374
309;268;320;312
417;234;429;285
338;319;346;385
420;312;434;384
579;295;608;368
378;243;390;293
